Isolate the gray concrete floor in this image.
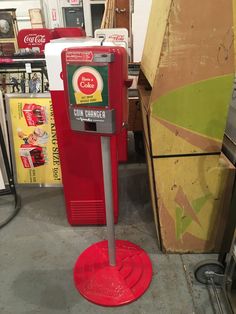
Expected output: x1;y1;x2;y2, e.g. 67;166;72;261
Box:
0;136;227;314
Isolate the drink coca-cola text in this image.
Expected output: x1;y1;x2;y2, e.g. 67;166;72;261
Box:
108;34;125;41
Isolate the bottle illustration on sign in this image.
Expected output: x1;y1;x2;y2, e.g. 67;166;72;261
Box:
17;127;49;168
23;103;47;126
19;144;47;168
72;66;104;105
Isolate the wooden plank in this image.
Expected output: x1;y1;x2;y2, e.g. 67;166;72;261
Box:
233;0;236;68
141;0;172;87
153;153;235;252
101;0;108;28
139;85;152;153
139;0;235;252
101;0;115;28
149;0;234;101
144;139;161;249
114;0;130;31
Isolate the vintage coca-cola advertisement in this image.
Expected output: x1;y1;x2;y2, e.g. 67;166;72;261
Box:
17;28;53;53
17;27;86;54
6;94;61;185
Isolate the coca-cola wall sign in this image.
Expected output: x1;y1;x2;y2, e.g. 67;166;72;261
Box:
17;29;53;53
18;28;87;54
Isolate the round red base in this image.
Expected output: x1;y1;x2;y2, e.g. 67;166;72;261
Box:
74;240;152;307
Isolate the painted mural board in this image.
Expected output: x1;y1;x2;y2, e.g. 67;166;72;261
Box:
139;0;235;252
153;154;235;252
145;0;234;156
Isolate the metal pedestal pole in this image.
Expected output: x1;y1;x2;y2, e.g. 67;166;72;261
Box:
101;136;116;266
73;136;152;306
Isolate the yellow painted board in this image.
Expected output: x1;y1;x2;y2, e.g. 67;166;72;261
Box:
139;88;152;154
234;0;236;69
141;0;172;87
153;154;235;252
148;0;234;100
149;113;224;156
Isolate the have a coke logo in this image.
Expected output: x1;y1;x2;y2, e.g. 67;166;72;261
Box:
24;34;46;45
77;72;98;95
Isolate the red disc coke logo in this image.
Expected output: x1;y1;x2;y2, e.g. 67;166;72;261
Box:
77;72;98;95
24;34;46;45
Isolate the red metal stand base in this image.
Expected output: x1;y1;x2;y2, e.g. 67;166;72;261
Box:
74;239;152;307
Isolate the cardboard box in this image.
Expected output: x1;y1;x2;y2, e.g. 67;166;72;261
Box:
29;9;45;28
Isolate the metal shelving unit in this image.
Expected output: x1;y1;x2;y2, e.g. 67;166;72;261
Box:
0;57;48;94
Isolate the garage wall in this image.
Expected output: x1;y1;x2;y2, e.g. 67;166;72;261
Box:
0;0;152;61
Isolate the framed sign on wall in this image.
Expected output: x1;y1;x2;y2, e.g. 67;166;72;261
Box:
0;9;18;56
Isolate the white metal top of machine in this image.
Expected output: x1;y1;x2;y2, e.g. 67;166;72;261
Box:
45;38;103;91
94;28;129;51
45;37;127;91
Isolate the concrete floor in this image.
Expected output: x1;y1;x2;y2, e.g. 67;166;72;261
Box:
0;138;227;314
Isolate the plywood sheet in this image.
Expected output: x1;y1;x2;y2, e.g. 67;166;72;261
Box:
149;75;233;155
141;0;172;87
140;96;151;155
150;0;234;101
153;154;235;252
144;140;161;248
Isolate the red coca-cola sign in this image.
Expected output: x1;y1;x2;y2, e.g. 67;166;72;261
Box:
17;27;86;53
18;29;54;53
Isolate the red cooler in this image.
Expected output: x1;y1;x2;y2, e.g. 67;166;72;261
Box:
45;38;129;225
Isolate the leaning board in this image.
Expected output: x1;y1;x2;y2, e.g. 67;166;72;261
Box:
138;0;236;252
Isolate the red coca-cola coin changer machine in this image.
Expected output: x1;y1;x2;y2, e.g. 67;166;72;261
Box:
45;38;127;225
45;38;152;306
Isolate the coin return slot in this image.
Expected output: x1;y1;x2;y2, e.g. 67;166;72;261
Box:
84;121;97;132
